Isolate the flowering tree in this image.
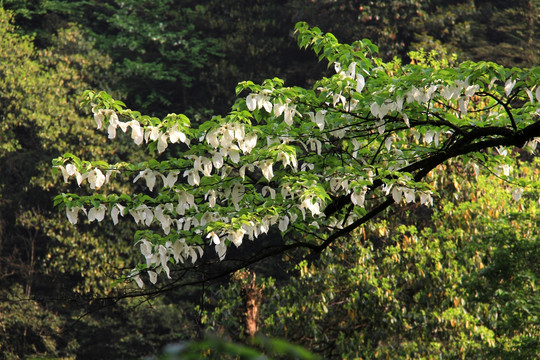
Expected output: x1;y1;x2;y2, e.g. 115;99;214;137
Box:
53;23;540;288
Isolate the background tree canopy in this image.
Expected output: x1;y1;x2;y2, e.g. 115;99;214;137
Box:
0;1;538;359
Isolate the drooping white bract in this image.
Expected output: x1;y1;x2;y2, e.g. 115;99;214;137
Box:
93;108;105;129
87;168;106;189
129;120;144;145
228;228;246;247
87;205;107;222
66;205;85;225
351;188;366;207
259;160;274;181
111;203;126;225
133;169;158;191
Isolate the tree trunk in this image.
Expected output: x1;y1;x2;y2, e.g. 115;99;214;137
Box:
239;271;262;338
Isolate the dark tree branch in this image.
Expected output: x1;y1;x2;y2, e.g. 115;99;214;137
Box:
66;118;540;303
323;119;540;226
477;91;518;131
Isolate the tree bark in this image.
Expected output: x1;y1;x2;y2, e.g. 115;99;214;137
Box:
239;271;262;338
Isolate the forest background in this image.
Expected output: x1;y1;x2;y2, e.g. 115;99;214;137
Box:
0;0;538;359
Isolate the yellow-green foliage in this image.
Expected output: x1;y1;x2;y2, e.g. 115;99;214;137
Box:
0;9;142;357
208;158;539;359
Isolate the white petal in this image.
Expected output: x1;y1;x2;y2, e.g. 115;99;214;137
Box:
129;209;141;224
206;129;220;148
246;94;257;111
262;99;272;113
385;136;393;151
260;160;274;181
315;110;326;130
346;62;356;78
158;245;171;278
403;113;410;127
164;171;179;188
404;188;415;203
207;231;220;245
118;121;129;133
144;170;157;191
148;270;158;284
66;206;80;225
108;111;119;125
228;228;245;247
391;186;402;203
278;215;289;232
88;205;106;222
171;239;185;263
140;239;153;257
424;130;435;145
273;102;286;117
465;84;479;98
65;163;77;176
228;147;240;163
370;102;382;119
242;133;258;154
111;206;120;225
212;152;223;169
157;133;168;153
146;126;160;142
262;186;276;199
356;74;365;92
525;88;534;103
57;166;70;183
216;241;227;261
375;120;385;134
459;98;468;115
107;123;117;139
351;190;365;207
284;108;294;125
168;125;186;144
92;168;106;189
94;111;104;129
512;188;523;201
419;192;433;206
133;274;144;288
130;121;144;145
505;78;516;96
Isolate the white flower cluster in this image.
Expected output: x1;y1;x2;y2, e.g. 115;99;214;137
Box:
205;122;258;163
57;163;115;190
334;61;366;93
93;108;189;153
381;181;433;206
246;90;301;126
132;238;203;286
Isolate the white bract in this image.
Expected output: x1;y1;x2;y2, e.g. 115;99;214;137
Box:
87;205;107;222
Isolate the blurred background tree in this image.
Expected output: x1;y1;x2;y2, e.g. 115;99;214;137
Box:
205;158;540;359
0;0;538;358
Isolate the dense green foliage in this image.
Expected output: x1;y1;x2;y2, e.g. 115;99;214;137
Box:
206;160;540;358
0;9;138;357
0;1;538;359
4;0;537;117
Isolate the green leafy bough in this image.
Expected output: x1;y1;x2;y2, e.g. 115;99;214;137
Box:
53;22;540;288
